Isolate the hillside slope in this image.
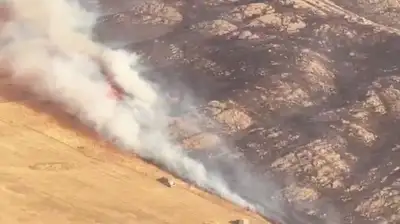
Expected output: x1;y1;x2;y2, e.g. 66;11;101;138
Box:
0;83;268;224
99;0;400;223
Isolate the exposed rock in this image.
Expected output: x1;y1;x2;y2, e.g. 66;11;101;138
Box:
272;137;353;189
356;184;400;222
363;90;387;115
203;101;253;133
380;86;400;118
238;30;259;40
347;122;377;146
222;3;275;22
247;13;306;33
204;0;239;6
192;20;238;36
299;53;336;95
284;184;320;202
132;0;183;25
181;132;221;150
264;81;313;111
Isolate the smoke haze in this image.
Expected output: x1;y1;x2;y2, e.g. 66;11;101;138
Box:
0;0;296;223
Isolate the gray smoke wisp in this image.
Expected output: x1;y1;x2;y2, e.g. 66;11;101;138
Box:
0;0;296;223
1;0;254;212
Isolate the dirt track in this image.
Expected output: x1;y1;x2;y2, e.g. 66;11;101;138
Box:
92;0;400;223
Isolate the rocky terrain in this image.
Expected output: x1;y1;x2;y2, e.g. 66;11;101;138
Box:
92;0;400;223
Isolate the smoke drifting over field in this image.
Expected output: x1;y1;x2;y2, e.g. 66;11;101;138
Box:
0;0;295;223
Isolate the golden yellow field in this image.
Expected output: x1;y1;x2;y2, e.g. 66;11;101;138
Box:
0;83;269;224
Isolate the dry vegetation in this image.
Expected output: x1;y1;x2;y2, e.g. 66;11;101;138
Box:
1;0;399;223
96;0;400;223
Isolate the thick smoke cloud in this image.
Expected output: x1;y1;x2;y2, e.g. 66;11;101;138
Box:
0;1;296;223
1;0;255;212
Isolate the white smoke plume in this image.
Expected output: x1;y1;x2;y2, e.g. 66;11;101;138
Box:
0;0;261;216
